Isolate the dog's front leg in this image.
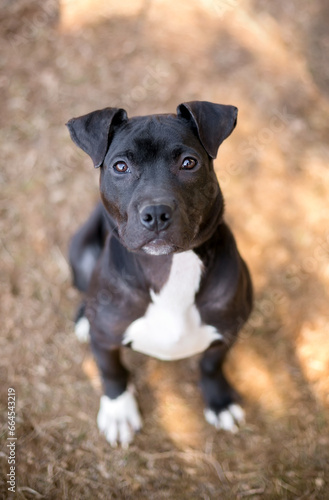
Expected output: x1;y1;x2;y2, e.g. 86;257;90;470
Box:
91;340;142;448
200;342;245;433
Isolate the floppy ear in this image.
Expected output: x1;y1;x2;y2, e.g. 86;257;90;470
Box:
177;101;238;159
66;107;128;168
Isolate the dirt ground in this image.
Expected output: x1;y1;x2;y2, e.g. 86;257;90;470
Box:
1;0;329;498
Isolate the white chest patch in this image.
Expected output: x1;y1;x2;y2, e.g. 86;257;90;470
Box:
123;250;222;360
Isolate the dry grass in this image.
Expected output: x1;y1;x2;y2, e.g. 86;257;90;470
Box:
1;0;329;498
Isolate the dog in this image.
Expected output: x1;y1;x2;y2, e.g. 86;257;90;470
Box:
66;101;253;448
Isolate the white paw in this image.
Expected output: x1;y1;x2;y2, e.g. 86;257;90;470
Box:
97;387;142;448
75;316;90;343
204;404;245;433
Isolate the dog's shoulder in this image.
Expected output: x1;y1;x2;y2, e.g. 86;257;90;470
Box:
195;222;253;333
196;222;241;283
195;222;250;304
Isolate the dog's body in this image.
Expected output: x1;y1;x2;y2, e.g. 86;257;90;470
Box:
67;101;253;447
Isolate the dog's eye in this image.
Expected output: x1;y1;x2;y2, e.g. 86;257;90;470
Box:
181;157;197;170
113;161;130;173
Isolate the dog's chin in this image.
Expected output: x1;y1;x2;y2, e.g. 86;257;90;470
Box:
141;239;177;256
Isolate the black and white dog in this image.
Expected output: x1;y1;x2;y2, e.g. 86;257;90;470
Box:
66;101;253;447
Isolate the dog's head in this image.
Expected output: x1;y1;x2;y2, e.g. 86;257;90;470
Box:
67;101;237;255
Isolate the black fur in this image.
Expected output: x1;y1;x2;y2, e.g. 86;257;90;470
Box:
67;101;253;437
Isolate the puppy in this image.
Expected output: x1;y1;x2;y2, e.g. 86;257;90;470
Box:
67;101;253;447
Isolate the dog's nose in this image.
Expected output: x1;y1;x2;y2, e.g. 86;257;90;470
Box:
139;204;173;232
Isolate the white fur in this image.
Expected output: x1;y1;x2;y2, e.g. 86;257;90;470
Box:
204;404;245;433
75;316;90;343
123;251;222;360
97;387;142;448
142;244;174;256
80;251;97;277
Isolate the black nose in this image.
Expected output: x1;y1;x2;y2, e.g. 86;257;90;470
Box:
139;204;173;232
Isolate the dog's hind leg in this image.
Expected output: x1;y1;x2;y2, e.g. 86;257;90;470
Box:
73;301;90;342
69;202;108;342
69;202;107;292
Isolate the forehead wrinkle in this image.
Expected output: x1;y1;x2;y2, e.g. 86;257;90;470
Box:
110;114;204;165
132;136;167;162
129;118;172;163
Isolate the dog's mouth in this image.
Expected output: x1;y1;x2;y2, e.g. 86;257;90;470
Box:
117;224;181;255
141;238;177;256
